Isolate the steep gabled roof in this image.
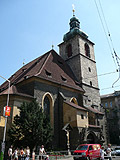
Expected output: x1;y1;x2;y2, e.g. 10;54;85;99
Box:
64;101;87;111
0;85;33;98
0;50;84;95
84;106;104;115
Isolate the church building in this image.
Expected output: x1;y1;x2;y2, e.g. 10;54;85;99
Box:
0;12;106;150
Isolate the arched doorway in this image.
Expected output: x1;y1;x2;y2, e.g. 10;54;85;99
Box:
87;133;95;144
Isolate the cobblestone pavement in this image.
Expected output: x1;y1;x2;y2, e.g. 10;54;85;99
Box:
35;155;120;160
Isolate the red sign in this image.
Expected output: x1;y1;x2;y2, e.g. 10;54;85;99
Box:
5;106;11;116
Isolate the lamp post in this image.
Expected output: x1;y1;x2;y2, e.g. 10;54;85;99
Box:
0;75;10;159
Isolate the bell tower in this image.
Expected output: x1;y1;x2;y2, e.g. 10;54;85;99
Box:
58;12;101;110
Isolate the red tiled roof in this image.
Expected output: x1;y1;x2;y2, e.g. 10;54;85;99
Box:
0;50;84;94
64;101;87;111
0;85;33;98
84;106;104;115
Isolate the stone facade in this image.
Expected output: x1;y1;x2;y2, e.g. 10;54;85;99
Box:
0;13;107;151
101;91;120;145
59;14;106;145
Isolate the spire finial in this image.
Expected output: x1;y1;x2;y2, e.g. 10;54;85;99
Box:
72;4;75;16
23;59;25;66
52;44;54;49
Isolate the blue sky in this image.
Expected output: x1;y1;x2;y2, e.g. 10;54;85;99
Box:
0;0;120;95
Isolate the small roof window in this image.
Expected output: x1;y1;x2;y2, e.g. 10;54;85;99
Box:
24;75;29;79
45;70;52;77
61;75;67;82
22;68;27;72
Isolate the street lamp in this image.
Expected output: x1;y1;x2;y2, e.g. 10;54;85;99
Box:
0;75;10;159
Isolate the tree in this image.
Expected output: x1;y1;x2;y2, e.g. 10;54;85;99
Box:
8;100;53;154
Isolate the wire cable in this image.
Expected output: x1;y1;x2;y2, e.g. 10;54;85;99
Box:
94;0;117;69
98;0;118;69
101;84;120;91
94;0;120;89
83;70;118;80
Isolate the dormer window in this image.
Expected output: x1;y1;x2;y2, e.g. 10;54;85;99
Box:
24;75;29;79
61;75;67;82
66;44;72;58
22;68;27;72
85;43;90;58
45;70;52;77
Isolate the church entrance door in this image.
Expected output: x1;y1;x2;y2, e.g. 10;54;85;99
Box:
87;133;95;144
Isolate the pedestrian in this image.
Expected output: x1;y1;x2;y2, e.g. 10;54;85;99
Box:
39;145;46;160
8;145;13;160
32;149;35;160
17;149;21;160
20;147;25;160
13;148;18;160
106;144;112;160
100;146;105;160
25;146;30;160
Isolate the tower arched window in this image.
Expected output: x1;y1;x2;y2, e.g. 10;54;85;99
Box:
66;44;72;58
85;43;90;58
43;96;50;115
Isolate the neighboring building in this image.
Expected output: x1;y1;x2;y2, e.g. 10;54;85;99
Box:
101;91;120;145
0;13;106;150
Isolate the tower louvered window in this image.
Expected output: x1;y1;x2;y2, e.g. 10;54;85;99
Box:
66;44;72;57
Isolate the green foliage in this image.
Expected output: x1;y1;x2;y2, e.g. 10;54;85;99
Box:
8;100;53;151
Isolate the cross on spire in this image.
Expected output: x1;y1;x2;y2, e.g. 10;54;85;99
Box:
72;4;75;16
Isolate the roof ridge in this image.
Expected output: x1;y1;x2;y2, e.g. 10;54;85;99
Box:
35;51;52;76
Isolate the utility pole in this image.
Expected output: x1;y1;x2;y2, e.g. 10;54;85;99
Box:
0;75;10;160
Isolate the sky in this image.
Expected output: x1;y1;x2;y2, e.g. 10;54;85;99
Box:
0;0;120;96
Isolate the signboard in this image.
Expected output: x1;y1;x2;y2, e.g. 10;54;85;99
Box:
5;106;11;116
1;142;5;152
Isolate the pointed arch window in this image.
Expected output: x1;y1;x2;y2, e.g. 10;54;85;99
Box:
66;44;72;58
71;97;78;105
85;43;90;58
43;96;50;115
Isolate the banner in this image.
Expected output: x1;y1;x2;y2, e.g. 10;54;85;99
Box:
5;106;11;116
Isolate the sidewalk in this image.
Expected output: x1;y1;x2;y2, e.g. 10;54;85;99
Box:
61;156;73;160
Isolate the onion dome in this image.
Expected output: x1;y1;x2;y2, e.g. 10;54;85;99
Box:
63;15;88;42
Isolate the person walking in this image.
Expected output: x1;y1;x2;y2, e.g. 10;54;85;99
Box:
39;145;46;160
13;148;18;160
100;146;105;160
106;144;112;160
32;149;35;160
20;148;25;160
8;145;13;160
25;146;30;160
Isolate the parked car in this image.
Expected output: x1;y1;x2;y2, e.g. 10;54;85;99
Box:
73;144;101;160
112;146;120;156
